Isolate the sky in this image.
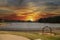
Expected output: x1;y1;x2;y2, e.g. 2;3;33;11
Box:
0;0;60;6
0;0;60;21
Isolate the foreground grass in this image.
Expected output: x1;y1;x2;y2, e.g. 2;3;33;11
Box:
0;31;60;40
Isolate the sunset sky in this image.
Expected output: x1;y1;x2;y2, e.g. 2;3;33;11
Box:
0;0;60;21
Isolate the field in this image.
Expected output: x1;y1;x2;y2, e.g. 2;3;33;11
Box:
0;31;60;40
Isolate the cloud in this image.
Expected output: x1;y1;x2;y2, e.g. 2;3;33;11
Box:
0;0;23;6
0;0;60;20
43;1;60;14
7;0;23;6
0;8;14;17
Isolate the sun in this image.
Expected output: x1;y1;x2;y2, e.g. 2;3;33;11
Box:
30;19;33;21
30;19;34;21
26;18;34;22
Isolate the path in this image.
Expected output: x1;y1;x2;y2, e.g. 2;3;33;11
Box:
0;34;30;40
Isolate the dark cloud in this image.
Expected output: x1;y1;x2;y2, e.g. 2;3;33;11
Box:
0;0;60;13
0;0;23;6
0;0;60;7
7;0;23;6
44;1;60;12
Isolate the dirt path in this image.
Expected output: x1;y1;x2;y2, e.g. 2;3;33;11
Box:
0;34;30;40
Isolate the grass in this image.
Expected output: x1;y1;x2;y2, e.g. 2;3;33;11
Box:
0;31;60;40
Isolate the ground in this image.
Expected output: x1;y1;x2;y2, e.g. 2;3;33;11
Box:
0;31;60;40
0;34;30;40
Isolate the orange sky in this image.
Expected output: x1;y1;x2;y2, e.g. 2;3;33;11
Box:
0;2;60;22
1;10;59;22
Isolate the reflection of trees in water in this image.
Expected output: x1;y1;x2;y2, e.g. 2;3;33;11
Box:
0;19;12;27
0;23;7;26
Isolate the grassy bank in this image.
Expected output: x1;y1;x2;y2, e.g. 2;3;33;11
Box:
0;31;60;40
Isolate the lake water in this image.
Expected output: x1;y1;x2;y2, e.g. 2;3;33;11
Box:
0;22;60;30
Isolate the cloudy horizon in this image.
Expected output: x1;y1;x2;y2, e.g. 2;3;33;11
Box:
0;0;60;21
